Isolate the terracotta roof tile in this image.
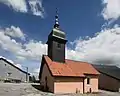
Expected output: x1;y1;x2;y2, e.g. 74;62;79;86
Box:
44;55;100;77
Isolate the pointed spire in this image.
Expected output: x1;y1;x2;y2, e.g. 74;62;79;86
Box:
54;8;59;29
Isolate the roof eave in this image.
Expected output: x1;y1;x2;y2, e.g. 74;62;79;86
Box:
84;73;100;76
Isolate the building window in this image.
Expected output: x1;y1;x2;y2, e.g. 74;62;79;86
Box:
7;72;12;77
45;76;47;81
87;78;90;84
57;43;61;48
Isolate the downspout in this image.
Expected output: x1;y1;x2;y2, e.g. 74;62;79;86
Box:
83;77;85;94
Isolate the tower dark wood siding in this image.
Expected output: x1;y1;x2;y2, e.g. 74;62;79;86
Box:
47;36;67;63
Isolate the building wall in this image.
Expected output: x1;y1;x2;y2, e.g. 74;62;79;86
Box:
54;77;83;94
0;60;27;82
99;73;120;92
84;75;99;93
40;63;54;92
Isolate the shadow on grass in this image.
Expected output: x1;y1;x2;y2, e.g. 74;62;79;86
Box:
31;84;52;93
99;87;118;92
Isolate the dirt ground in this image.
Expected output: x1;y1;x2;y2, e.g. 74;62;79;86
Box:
0;83;119;96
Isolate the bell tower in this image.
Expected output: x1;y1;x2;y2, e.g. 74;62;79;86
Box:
46;9;67;63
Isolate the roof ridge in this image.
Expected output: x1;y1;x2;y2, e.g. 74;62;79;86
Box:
0;57;30;75
44;55;92;64
93;64;118;67
66;59;90;64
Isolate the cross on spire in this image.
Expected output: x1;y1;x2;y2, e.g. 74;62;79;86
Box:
54;8;59;29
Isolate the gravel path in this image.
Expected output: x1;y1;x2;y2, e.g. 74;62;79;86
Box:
0;83;119;96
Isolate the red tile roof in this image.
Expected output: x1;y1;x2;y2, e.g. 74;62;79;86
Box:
43;55;100;77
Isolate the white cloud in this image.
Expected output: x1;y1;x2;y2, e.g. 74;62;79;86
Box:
0;29;23;53
16;40;47;61
4;26;25;40
67;25;120;67
2;25;120;68
101;0;120;21
0;0;27;12
32;68;39;80
15;64;22;69
0;26;47;61
0;56;14;64
33;68;39;73
0;0;44;17
2;25;120;73
23;40;47;60
0;56;22;69
16;56;26;61
28;0;44;17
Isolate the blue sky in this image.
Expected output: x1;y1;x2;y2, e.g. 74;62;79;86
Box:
0;0;104;41
0;0;120;77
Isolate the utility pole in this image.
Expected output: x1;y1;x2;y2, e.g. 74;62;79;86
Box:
26;66;28;83
22;66;29;83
